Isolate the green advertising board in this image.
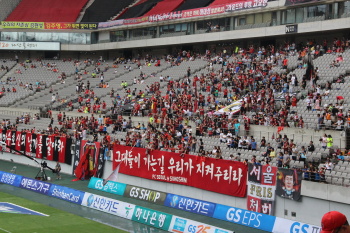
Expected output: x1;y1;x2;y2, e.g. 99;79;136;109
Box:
132;206;172;231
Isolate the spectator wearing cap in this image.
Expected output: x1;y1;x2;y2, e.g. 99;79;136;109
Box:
321;211;350;233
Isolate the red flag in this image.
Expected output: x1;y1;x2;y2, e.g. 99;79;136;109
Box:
25;132;32;156
15;131;22;152
46;135;54;161
58;136;66;163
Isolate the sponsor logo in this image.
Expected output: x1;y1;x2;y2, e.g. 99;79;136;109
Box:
49;185;84;204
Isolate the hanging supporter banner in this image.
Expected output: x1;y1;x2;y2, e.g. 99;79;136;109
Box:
95;146;106;178
36;134;44;159
20;132;26;152
15;131;22;152
113;145;247;197
10;130;16;150
25;132;32;156
164;194;216;217
73;140;101;180
1;21;44;29
148;11;183;22
276;168;302;201
123;16;149;25
273;217;321;233
44;22;98;30
53;136;71;164
182;6;225;18
225;0;268;12
285;0;319;6
169;216;233;233
72;139;81;175
5;130;12;152
0;42;60;51
214;99;242;115
98;20;124;29
247;164;277;215
124;185;167;205
46;135;54;161
30;133;37;155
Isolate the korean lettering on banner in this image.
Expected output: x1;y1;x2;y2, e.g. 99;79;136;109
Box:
272;217;321;233
88;177;126;196
1;21;44;29
164;194;216;217
213;204;276;232
98;20;124;29
48;184;85;204
19;177;51;195
169;216;233;233
275;168;302;201
123;16;149;25
0;171;22;187
132;206;172;231
182;6;225;18
148;11;183;22
225;0;268;12
247;164;277;215
124;185;167;205
113;145;247;197
82;192;135;219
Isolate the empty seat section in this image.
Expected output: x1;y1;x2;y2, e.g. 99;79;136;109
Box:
144;0;184;16
0;0;22;21
117;0;163;19
176;0;214;11
81;0;134;22
6;0;88;22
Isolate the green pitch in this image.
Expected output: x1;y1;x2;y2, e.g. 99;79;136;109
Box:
0;192;126;233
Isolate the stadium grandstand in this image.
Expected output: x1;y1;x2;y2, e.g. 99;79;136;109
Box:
1;0;350;232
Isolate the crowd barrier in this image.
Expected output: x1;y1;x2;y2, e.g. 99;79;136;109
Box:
0;171;233;233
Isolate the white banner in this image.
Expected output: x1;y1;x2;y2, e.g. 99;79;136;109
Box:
0;41;60;50
272;217;321;233
214;100;242;115
81;192;135;219
169;215;234;233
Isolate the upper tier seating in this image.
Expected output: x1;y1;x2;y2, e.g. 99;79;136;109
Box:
175;0;214;11
144;0;184;16
81;0;134;23
117;0;162;19
0;0;22;21
6;0;88;22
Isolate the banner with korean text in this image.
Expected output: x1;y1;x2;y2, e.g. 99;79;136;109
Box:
1;21;44;29
113;145;247;197
247;164;277;215
276;168;302;201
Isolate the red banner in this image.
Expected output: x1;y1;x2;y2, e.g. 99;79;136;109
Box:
46;135;54;161
25;132;32;156
113;145;247;197
36;134;43;159
15;131;21;152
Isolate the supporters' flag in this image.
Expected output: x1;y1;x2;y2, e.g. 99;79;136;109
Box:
41;134;47;159
10;131;16;150
31;133;37;154
103;162;121;186
5;130;12;152
276;168;302;201
15;131;22;152
72;139;82;175
65;138;72;165
25;132;32;156
53;136;66;163
20;132;26;152
46;135;54;161
73;143;93;181
96;146;106;178
36;134;44;159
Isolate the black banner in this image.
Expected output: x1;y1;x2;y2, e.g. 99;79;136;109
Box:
72;139;81;175
96;146;105;178
124;185;167;205
276;168;302;201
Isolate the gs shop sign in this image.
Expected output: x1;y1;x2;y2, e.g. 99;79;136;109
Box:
124;185;167;205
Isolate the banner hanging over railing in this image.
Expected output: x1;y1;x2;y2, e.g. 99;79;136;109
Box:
113;145;247;197
247;164;277;215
